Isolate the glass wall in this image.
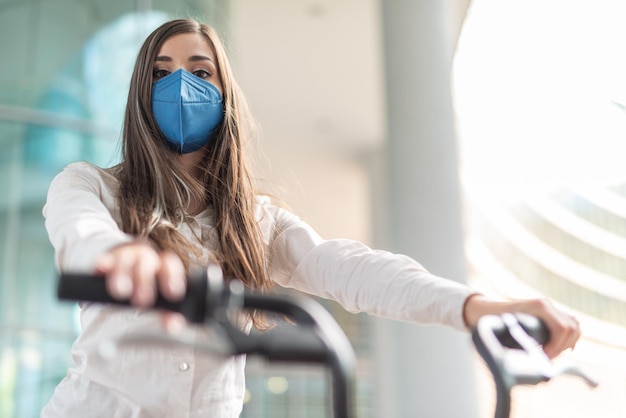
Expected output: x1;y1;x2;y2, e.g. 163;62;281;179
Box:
0;2;210;416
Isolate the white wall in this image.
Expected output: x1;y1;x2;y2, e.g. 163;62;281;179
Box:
228;1;476;417
228;0;385;243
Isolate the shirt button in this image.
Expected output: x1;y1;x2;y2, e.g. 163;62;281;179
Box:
179;362;189;371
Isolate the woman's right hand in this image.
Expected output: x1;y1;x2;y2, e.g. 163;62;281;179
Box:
94;241;187;308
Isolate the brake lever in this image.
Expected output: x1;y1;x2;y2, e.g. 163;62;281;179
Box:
57;268;357;418
476;313;598;388
473;313;597;418
499;313;598;387
97;319;236;360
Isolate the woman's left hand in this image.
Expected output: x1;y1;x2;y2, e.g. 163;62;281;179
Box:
463;294;581;359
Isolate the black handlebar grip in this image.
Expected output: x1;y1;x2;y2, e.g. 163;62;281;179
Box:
57;272;209;323
495;313;550;348
516;313;550;345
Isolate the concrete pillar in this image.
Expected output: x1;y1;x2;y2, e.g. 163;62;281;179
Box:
372;1;478;417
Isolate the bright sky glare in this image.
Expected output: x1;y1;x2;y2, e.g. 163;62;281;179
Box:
453;0;626;198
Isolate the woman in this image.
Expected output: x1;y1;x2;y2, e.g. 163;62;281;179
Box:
41;18;579;417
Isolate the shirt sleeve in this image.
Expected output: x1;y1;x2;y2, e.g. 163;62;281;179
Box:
267;205;475;331
42;163;134;273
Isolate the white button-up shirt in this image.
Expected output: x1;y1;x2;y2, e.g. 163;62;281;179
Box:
41;162;474;418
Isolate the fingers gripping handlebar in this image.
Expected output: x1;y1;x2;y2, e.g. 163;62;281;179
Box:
57;267;222;324
472;313;598;418
56;269;596;418
56;268;357;418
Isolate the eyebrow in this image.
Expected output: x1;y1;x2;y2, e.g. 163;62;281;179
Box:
154;55;214;63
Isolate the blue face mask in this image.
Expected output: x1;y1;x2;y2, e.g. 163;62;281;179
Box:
151;68;224;154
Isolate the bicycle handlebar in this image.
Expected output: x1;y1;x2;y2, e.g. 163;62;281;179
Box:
57;270;594;418
57;270;218;323
57;270;357;418
472;312;597;418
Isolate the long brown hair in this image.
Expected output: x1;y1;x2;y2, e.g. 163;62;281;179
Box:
116;19;272;321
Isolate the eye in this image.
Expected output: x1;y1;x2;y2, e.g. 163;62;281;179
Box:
193;69;211;79
153;69;170;80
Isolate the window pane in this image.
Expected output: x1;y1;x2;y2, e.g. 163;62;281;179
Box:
454;1;626;416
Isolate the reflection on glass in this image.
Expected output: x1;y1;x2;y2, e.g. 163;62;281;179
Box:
454;1;626;417
0;9;168;417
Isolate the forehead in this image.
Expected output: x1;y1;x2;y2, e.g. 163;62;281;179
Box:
157;32;216;59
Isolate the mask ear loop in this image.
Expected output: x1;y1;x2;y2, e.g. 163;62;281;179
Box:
176;78;184;151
